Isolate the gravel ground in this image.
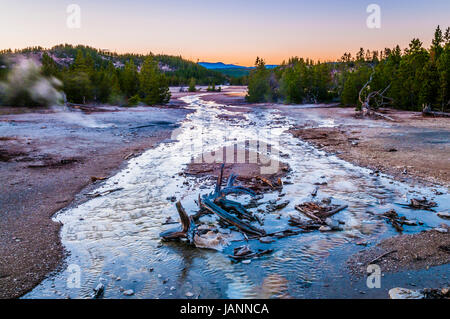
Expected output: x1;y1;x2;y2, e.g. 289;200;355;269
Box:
347;227;450;276
0;103;191;298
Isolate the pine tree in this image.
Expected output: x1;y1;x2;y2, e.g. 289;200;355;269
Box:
431;25;444;61
121;59;139;97
188;77;196;92
246;57;272;102
41;53;59;78
139;56;170;105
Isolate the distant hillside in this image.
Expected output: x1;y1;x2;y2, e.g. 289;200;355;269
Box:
199;61;278;70
198;62;248;69
0;44;227;85
213;68;251;78
199;61;278;78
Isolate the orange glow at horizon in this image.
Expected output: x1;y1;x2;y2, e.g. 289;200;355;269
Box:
1;0;449;67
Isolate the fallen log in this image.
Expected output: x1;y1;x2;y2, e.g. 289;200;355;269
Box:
160;201;195;242
422;105;450;118
229;248;273;260
321;204;348;219
202;199;264;236
199;165;265;236
295;204;322;223
397;197;437;211
294;202;347;224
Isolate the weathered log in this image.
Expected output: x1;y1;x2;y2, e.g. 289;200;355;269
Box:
382;209;403;233
201;198;264;236
217;198;256;220
397;197;437;211
160;201;195;242
229;249;273;260
199;164;265;236
294;202;348;224
422;105;450;117
320;204;348;219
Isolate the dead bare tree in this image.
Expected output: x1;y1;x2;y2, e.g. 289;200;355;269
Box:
358;68;395;121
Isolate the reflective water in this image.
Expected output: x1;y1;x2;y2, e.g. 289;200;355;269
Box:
26;94;449;299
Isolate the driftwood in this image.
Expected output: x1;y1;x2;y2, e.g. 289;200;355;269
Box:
92;283;105;299
367;250;397;265
228;245;273;260
422;105;450;118
288;217;321;230
382;209;404;232
200;166;265;236
160;201;195;242
160;165;265;245
382;209;418;233
397;197;437;211
294;202;348;224
256;176;283;190
86;187;124;198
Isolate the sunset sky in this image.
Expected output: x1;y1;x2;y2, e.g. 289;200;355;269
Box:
1;0;450;66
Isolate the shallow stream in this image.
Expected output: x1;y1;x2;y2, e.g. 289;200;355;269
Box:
26;93;449;299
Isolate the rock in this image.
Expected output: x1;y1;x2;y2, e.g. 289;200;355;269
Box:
197;224;214;231
389;287;450;299
92;283;105;299
434;227;448;233
166;196;176;202
319;226;332;232
402;219;418;226
325;218;341;230
185;291;194;297
123;289;134;296
259;236;275;244
437;211;450;220
388;288;424;299
234;245;252;256
193;231;230;251
218;228;231;235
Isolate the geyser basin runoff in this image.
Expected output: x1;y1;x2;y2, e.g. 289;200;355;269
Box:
25;94;449;299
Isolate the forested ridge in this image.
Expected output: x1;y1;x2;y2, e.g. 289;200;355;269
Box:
1;26;449;111
0;44;226;106
246;26;450;112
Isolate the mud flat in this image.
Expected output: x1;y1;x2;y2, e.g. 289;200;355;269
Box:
347;227;450;275
0;104;191;298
